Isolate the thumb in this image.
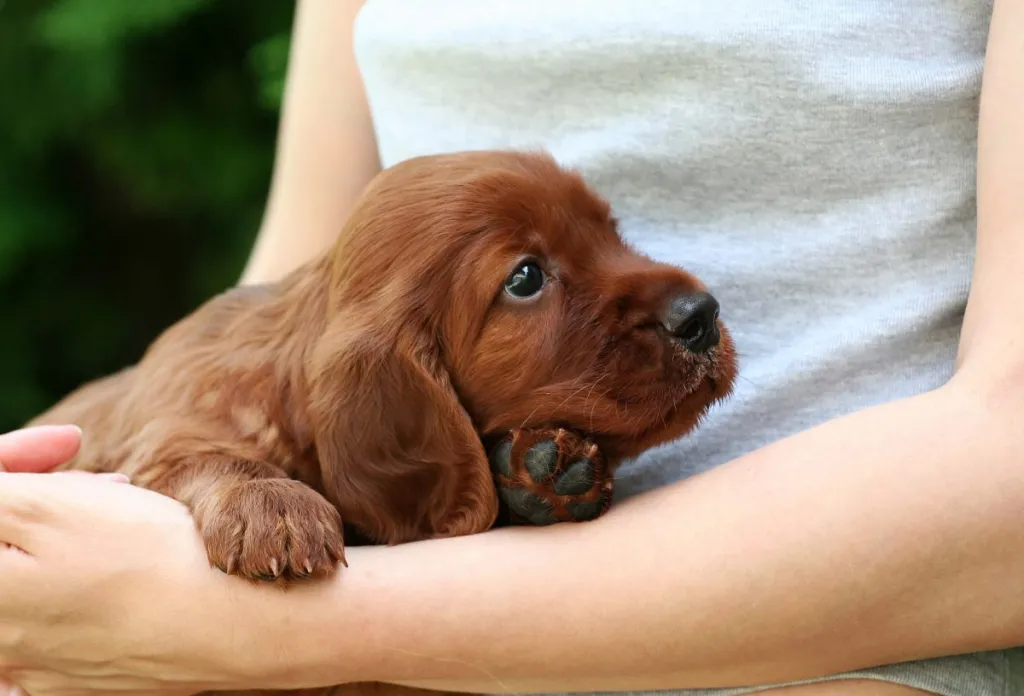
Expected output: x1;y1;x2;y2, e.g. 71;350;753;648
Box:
0;426;82;473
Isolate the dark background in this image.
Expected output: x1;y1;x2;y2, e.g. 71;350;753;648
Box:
0;0;295;431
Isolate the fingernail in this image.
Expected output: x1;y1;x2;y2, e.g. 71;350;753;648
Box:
22;424;81;436
100;472;131;484
56;424;83;439
42;423;84;439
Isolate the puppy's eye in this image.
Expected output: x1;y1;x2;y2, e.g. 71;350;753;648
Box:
503;262;547;299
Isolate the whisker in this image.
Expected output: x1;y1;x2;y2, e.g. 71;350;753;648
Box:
517;378;591;432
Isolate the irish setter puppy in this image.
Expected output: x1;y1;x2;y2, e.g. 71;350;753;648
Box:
29;150;736;694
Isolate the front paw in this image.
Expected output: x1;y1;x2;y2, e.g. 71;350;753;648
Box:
489;428;613;526
192;478;346;582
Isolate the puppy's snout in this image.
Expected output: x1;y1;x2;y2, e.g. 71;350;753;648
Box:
663;291;720;353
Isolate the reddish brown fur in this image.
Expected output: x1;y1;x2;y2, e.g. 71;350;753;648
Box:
29;150;737;696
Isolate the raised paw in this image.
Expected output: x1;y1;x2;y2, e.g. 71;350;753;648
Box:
488;428;613;526
191;478;346;583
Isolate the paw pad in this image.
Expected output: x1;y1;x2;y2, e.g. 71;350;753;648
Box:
488;428;613;525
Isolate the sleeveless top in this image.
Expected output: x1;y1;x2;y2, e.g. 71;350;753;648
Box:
351;3;1023;695
353;0;991;500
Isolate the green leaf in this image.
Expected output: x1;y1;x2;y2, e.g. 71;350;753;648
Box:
0;0;293;431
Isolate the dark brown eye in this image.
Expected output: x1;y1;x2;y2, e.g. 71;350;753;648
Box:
503;262;546;299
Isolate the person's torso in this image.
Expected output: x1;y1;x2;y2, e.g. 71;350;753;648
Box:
354;0;993;497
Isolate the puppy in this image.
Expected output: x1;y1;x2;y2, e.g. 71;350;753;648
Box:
31;147;736;592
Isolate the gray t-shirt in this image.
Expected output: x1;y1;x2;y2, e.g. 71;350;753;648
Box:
353;2;1022;694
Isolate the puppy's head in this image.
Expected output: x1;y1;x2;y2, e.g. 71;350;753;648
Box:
308;151;736;539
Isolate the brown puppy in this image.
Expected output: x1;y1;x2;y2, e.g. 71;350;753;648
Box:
29;150;736;692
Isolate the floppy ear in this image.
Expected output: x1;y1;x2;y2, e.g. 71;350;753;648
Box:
305;315;499;545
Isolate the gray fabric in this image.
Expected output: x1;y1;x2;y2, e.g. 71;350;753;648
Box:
353;1;1022;693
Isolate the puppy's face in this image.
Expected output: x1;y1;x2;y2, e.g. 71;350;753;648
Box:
329;151;736;462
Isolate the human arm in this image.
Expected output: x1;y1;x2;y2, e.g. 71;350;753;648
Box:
256;387;1024;692
5;344;1021;695
239;0;380;286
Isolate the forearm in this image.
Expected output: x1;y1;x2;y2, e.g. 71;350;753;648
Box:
249;379;1024;693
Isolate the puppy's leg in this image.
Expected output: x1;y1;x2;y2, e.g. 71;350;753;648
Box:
146;458;346;582
488;428;614;526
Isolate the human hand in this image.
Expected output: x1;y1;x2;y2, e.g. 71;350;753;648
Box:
0;425;83;696
0;428;264;696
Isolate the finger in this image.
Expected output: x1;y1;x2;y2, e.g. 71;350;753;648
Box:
0;474;51;551
0;471;131;544
0;473;172;553
0;427;82;474
0;472;106;549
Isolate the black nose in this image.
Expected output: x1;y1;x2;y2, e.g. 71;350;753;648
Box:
663;291;721;353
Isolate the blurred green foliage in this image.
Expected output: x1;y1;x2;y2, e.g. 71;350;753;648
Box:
0;0;294;431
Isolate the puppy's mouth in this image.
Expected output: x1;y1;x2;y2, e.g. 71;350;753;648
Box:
665;324;737;406
589;324;737;459
631;318;734;393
